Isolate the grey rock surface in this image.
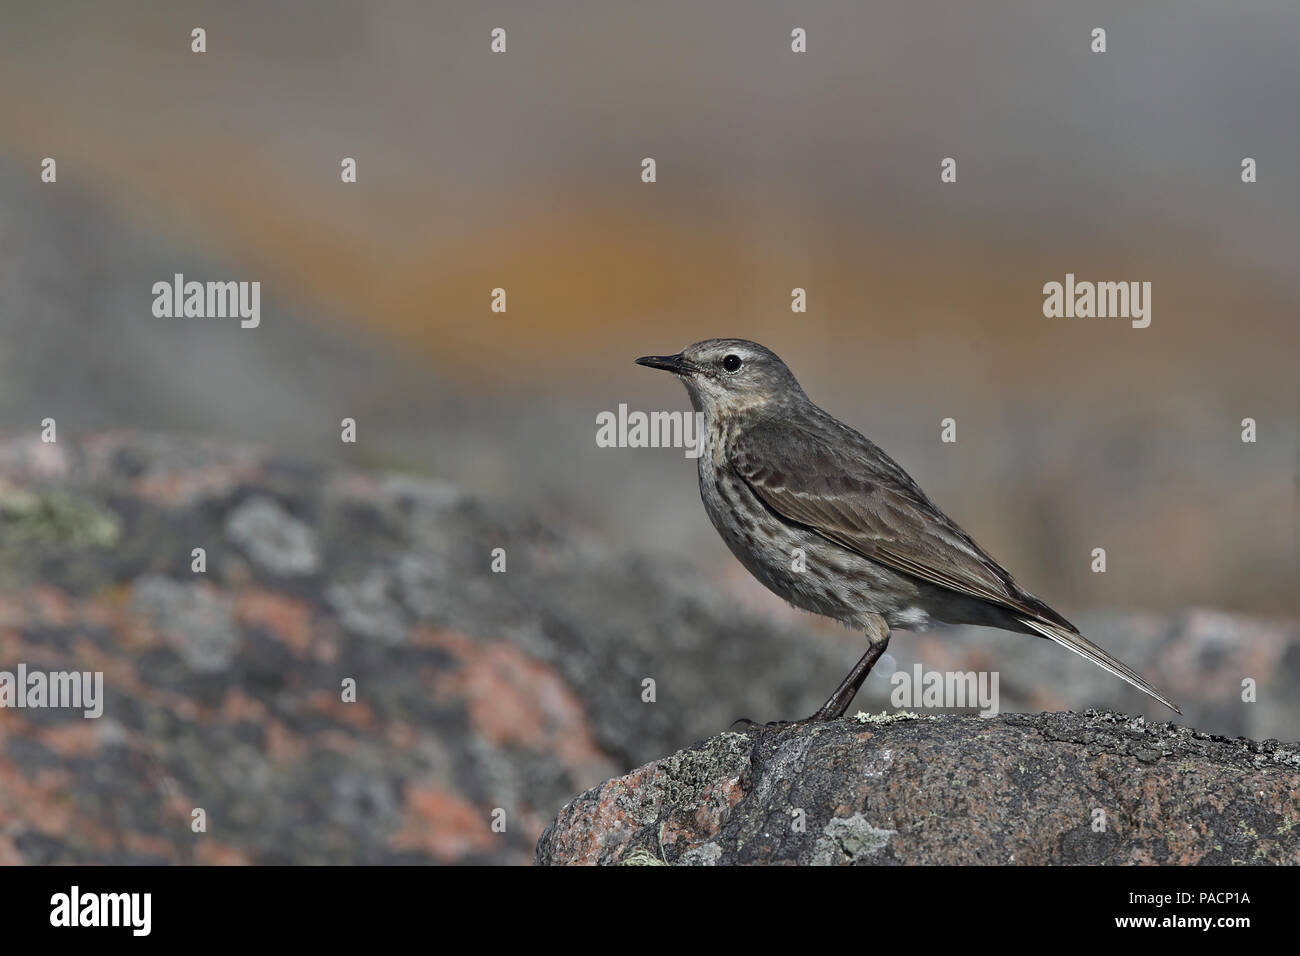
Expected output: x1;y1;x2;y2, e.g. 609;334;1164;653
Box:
0;431;853;864
536;710;1300;865
0;430;1293;864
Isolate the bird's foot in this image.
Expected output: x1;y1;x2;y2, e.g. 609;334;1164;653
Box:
806;705;845;722
729;717;790;730
730;714;833;732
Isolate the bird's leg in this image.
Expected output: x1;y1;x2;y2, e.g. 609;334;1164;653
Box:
807;617;891;722
731;617;891;730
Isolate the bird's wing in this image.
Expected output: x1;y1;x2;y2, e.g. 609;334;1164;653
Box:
728;417;1067;627
730;417;1184;714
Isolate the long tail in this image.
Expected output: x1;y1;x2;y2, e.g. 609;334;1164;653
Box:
1017;617;1182;715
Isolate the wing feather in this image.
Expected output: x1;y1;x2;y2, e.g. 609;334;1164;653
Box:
729;419;1049;622
729;417;1182;714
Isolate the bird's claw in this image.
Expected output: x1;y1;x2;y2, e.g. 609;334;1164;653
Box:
730;717;804;731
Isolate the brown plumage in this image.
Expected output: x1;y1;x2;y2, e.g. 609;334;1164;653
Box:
637;338;1181;720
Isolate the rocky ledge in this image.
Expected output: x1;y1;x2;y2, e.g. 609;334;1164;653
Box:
535;710;1300;865
0;430;1294;865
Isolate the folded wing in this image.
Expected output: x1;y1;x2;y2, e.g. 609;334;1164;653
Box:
729;418;1181;713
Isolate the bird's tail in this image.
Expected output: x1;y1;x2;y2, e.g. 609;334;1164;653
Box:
1017;616;1182;715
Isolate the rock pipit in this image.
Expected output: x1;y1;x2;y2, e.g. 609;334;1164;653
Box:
637;338;1180;721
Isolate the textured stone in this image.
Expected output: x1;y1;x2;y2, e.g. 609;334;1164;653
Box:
536;711;1300;865
0;431;851;864
0;430;1294;865
225;495;321;576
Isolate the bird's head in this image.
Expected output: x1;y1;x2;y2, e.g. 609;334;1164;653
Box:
635;339;805;417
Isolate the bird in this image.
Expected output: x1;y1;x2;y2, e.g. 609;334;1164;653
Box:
635;338;1181;722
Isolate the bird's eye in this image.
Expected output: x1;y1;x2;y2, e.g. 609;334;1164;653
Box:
722;354;743;373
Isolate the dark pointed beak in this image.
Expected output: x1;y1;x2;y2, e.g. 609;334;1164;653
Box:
635;353;687;374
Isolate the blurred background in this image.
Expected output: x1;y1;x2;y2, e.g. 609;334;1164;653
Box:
0;1;1296;864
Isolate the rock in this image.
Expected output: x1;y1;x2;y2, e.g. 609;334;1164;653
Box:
0;430;1294;865
131;575;241;673
535;710;1300;865
0;431;854;864
224;496;322;577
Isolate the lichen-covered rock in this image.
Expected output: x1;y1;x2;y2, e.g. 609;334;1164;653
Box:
535;711;1300;865
1;431;1294;865
0;431;857;864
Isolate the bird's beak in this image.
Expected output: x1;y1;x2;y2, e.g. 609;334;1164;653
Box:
635;353;688;374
